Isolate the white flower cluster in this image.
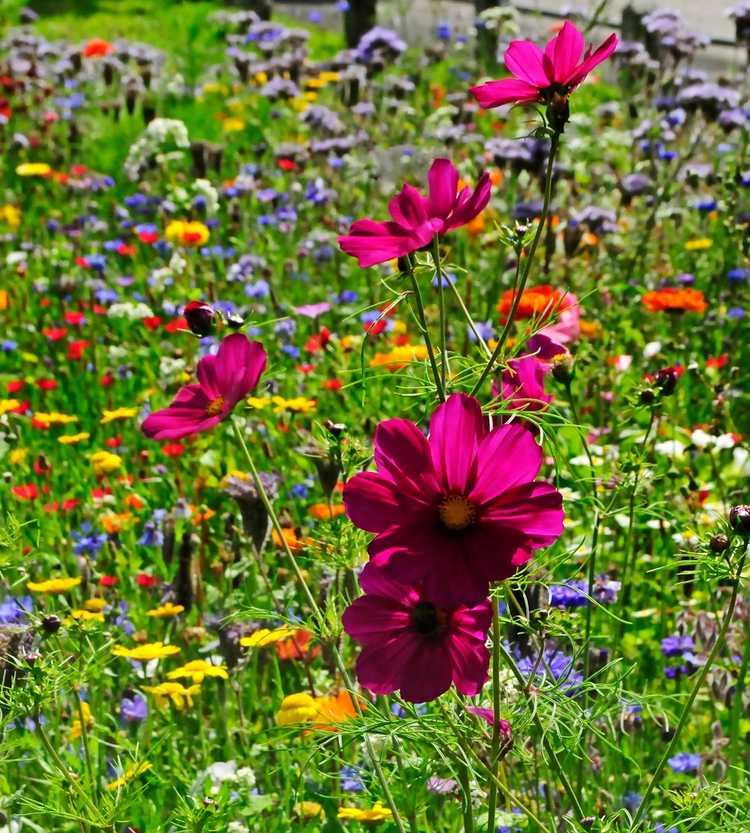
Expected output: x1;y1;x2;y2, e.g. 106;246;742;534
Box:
195;760;256;795
108;301;155;321
124;118;190;181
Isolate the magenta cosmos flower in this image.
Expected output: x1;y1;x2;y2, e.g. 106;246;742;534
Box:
338;158;491;268
141;333;267;441
342;562;491;702
470;21;618;110
343;393;564;606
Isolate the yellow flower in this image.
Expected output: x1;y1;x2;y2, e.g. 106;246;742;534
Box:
147;602;185;619
240;626;296;648
0;204;21;228
91;450;122;477
84;598;108;612
106;761;152;791
223;117;245;132
0;290;7;310
167;659;228;683
112;642;180;662
202;82;228;95
143;681;201;709
338;803;393;823
295;801;324;819
0;399;21;416
165;220;210;247
271;396;316;414
27;576;81;594
684;238;712;251
247;396;272;410
101;407;137;424
253;71;268;85
275;693;320;726
69;701;94;741
69;608;105;623
319;71;340;83
369;344;428;372
16;162;52;177
101;511;131;535
59;432;90;445
33;412;78;425
9;448;27;465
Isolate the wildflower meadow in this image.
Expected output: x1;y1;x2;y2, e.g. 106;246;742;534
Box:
3;1;750;831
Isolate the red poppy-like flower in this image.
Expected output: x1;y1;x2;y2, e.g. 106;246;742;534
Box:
165;317;188;333
161;442;185;457
7;380;24;393
82;39;114;58
100;575;119;587
275;630;321;661
642;287;707;313
117;243;136;256
136;573;158;588
67;339;90;361
43;327;67;341
37;379;57;391
143;317;162;331
12;483;38;501
64;311;86;325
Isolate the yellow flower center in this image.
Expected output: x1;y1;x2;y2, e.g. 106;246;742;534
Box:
206;396;225;416
438;494;476;531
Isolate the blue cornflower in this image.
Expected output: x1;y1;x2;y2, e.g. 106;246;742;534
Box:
72;523;108;557
121;694;148;723
728;268;750;283
0;596;32;624
668;752;701;774
661;634;694;657
340;765;365;792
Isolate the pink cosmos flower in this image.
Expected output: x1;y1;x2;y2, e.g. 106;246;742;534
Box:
141;333;267;441
342;561;491;702
343;393;564;606
470;21;618;110
338;158;491;268
498;355;553;413
538;292;581;345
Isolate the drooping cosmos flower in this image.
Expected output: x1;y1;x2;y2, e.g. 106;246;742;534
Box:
338;158;491;268
342;562;492;702
141;333;267;440
343;393;564;605
470;21;618;110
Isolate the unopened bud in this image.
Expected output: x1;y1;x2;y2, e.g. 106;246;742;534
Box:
709;533;730;553
729;505;750;536
183;301;217;337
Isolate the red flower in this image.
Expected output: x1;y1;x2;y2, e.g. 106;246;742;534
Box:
9;399;29;414
305;326;331;353
116;243;136;256
64;311;86;325
161;443;185;457
82;39;114;58
12;483;37;501
106;436;122;448
100;575;119;587
100;372;114;387
143;316;162;331
43;327;67;341
7;380;24;393
138;230;159;244
136;573;158;588
165;317;188;333
323;378;343;391
67;339;90;361
275;630;320;661
37;379;57;391
70;164;88;176
277;158;296;171
707;355;728;370
297;363;315;374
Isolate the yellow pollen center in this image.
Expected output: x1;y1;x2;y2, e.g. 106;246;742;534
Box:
206;396;225;417
438;494;476;531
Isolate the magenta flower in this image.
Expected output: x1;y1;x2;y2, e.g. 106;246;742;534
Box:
343;393;564;606
342;562;491;702
141;333;267;441
338;158;491;268
470;21;618;110
499;355;553;413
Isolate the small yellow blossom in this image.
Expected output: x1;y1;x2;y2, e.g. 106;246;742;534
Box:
338;802;394;823
106;761;152;791
143;681;201;709
247;396;272;410
275;693;320;726
101;407;137;424
167;659;228;684
34;412;78;426
0;399;21;416
165;219;210;247
9;448;27;465
684;238;712;251
112;642;180;662
69;608;105;623
223;117;245;132
369;344;428;372
240;627;297;648
59;432;90;445
84;598;108;612
271;396;316;414
147;602;185;619
319;71;340;83
0;204;21;228
27;576;81;594
295;801;324;819
91;450;122;476
69;701;94;741
16;162;52;177
202;81;228;95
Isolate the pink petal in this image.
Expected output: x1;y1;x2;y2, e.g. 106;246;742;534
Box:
338;219;425;268
545;21;584;84
398;640;454;702
141;385;220;441
213;334;267;405
373;417;440;501
565;32;619;87
343;471;409;533
446;627;490;697
388;183;430;230
355;632;423;696
481;482;564;544
469;78;541;109
358;560;422;604
426;158;459;220
470;423;543;505
342;594;412;645
429;393;486;494
443;172;492;232
504;39;550;87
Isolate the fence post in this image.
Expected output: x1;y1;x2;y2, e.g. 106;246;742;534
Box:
344;0;378;48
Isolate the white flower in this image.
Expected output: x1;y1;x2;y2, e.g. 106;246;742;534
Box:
108;302;155;321
715;433;736;450
5;251;26;266
643;340;662;358
690;429;714;449
194;178;219;215
654;440;686;458
124;118;189;180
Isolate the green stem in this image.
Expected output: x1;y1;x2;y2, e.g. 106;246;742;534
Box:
629;546;748;831
456;760;475;833
486;591;502;833
432;237;448;395
730;559;750;786
470;131;560;397
230;418;407;833
407;260;445;401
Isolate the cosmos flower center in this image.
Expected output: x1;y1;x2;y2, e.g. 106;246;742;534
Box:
410;601;449;638
438;494;476;531
206;396;225;416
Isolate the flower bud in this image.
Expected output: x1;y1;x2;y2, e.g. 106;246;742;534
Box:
729;505;750;535
41;615;62;634
639;388;656;405
709;533;730;553
183;301;217;337
654;367;679;396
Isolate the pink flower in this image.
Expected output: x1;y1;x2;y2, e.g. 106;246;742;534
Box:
470;21;618;110
538;293;581;345
338;158;491;268
343;393;564;606
342;562;491;702
499;355;553;413
141;333;267;441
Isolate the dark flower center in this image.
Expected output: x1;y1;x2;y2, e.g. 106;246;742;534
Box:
410;601;449;638
438;494;476;531
206;396;225;416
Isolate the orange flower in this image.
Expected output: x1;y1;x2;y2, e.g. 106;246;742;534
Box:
275;629;321;661
497;284;569;323
308;503;345;520
272;527;307;551
641;287;707;313
82;39;114;58
313;690;361;730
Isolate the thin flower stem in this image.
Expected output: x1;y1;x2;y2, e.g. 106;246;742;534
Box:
630;546;748;830
432;237;448;395
486;592;502;833
456;760;475;833
729;557;750;786
230;418;408;833
470;131;561;397
447;276;492;358
407;258;445;401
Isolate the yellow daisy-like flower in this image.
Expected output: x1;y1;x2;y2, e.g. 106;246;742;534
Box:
34;412;78;426
318;71;340;83
91;450;122;477
164;219;210;247
59;432;90;445
147;602;185;619
0;204;21;228
684;238;712;251
222;117;245;132
69;608;105;623
338;803;393;823
143;681;201;709
240;626;296;648
167;659;228;684
69;701;94;741
101;407;138;424
247;396;272;410
0;399;21;416
369;344;428;372
27;576;81;594
16;162;52;177
84;598;108;612
295;801;324;819
112;642;180;662
275;693;320;726
9;448;27;465
271;396;316;415
106;761;152;791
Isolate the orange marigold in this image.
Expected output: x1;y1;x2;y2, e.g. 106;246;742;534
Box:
641;287;707;313
497;284;571;324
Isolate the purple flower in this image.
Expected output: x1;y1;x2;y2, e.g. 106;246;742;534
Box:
668;752;701;774
120;694;148;723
